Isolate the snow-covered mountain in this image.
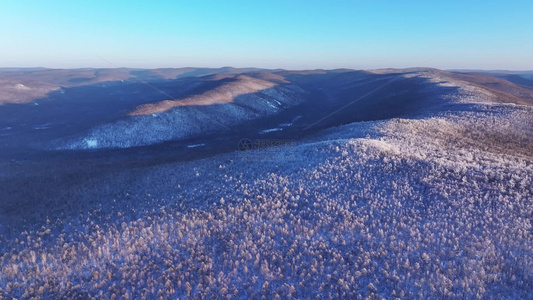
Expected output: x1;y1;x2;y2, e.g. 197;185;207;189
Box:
57;75;306;149
0;67;531;299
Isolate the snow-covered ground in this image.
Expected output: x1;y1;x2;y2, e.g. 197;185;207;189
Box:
54;80;306;150
0;70;532;298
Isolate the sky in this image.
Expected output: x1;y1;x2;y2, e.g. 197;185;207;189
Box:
0;0;531;70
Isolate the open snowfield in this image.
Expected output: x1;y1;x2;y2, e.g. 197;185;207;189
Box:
0;68;532;298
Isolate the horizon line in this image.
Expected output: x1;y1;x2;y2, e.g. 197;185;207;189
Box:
1;66;532;72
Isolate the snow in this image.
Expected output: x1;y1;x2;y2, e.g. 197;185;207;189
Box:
85;138;98;148
266;101;279;109
32;124;50;130
3;100;531;298
259;128;283;134
15;83;30;90
2;70;532;298
187;143;205;148
56;84;305;149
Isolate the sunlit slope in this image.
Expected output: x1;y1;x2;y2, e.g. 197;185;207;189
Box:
0;67;275;105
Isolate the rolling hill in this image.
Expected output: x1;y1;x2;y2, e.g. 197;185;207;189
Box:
0;67;531;299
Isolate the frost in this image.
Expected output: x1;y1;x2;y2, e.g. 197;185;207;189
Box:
2;70;532;299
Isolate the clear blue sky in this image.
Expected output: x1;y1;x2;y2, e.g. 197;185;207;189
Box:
0;0;531;70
